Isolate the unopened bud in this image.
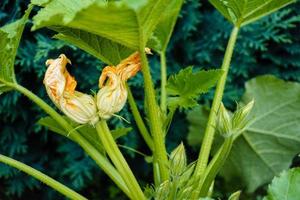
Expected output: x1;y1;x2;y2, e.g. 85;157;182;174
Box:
217;103;232;136
170;143;187;176
232;100;254;130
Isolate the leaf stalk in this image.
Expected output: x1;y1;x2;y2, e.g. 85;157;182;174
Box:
96;120;146;200
139;48;169;182
194;26;239;178
0;154;87;200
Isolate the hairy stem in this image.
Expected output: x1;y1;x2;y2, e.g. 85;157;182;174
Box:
160;52;167;114
199;136;234;196
96;121;146;200
0;154;87;200
191;136;234;198
126;84;154;151
139;48;169;182
10;83;131;198
194;26;239;178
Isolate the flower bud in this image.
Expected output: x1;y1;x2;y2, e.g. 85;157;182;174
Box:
217;103;232;136
169;143;187;176
232;100;254;130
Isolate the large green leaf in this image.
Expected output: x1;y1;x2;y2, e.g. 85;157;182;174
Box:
209;0;296;27
186;105;209;148
264;168;300;200
150;0;184;52
52;27;133;65
0;5;32;94
167;67;223;109
32;0;171;50
221;75;300;192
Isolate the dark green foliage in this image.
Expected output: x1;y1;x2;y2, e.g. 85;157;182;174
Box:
0;0;300;199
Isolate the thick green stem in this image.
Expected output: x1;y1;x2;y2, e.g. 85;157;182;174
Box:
96;121;145;200
194;27;239;178
126;84;154;151
139;48;169;182
199;137;234;196
191;136;234;199
10;83;131;198
0;154;87;200
160;52;167;114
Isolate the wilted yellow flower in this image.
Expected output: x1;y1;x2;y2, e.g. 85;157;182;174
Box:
97;51;142;119
44;54;99;125
44;54;71;107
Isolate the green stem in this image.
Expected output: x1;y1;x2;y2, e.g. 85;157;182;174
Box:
160;52;167;114
126;84;154;151
199;137;234;196
192;136;234;199
9;83;131;198
0;154;87;200
139;48;169;182
194;26;239;178
96;121;146;200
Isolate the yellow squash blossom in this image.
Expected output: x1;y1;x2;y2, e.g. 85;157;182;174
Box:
97;51;142;119
44;54;99;125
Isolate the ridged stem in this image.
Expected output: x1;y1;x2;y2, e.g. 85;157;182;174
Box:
96;120;146;200
126;84;154;151
191;136;234;198
160;52;167;114
0;154;87;200
139;48;169;182
9;83;131;198
194;27;239;178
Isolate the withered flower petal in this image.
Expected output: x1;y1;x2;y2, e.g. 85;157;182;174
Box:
44;54;98;125
96;50;145;119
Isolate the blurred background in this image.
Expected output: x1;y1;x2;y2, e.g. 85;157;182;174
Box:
0;0;299;199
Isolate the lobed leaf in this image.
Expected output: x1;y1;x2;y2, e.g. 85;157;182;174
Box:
187;75;300;192
264;168;300;200
167;67;223;109
52;26;133;65
0;5;32;94
150;0;184;52
32;0;171;51
209;0;296;27
221;75;300;192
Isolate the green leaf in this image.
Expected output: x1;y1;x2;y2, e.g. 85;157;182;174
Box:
187;105;210;148
209;0;296;27
52;26;133;65
31;0;51;6
32;0;171;50
111;127;133;139
150;0;184;52
167;67;223;109
0;5;32;93
264;168;300;200
221;75;300;192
